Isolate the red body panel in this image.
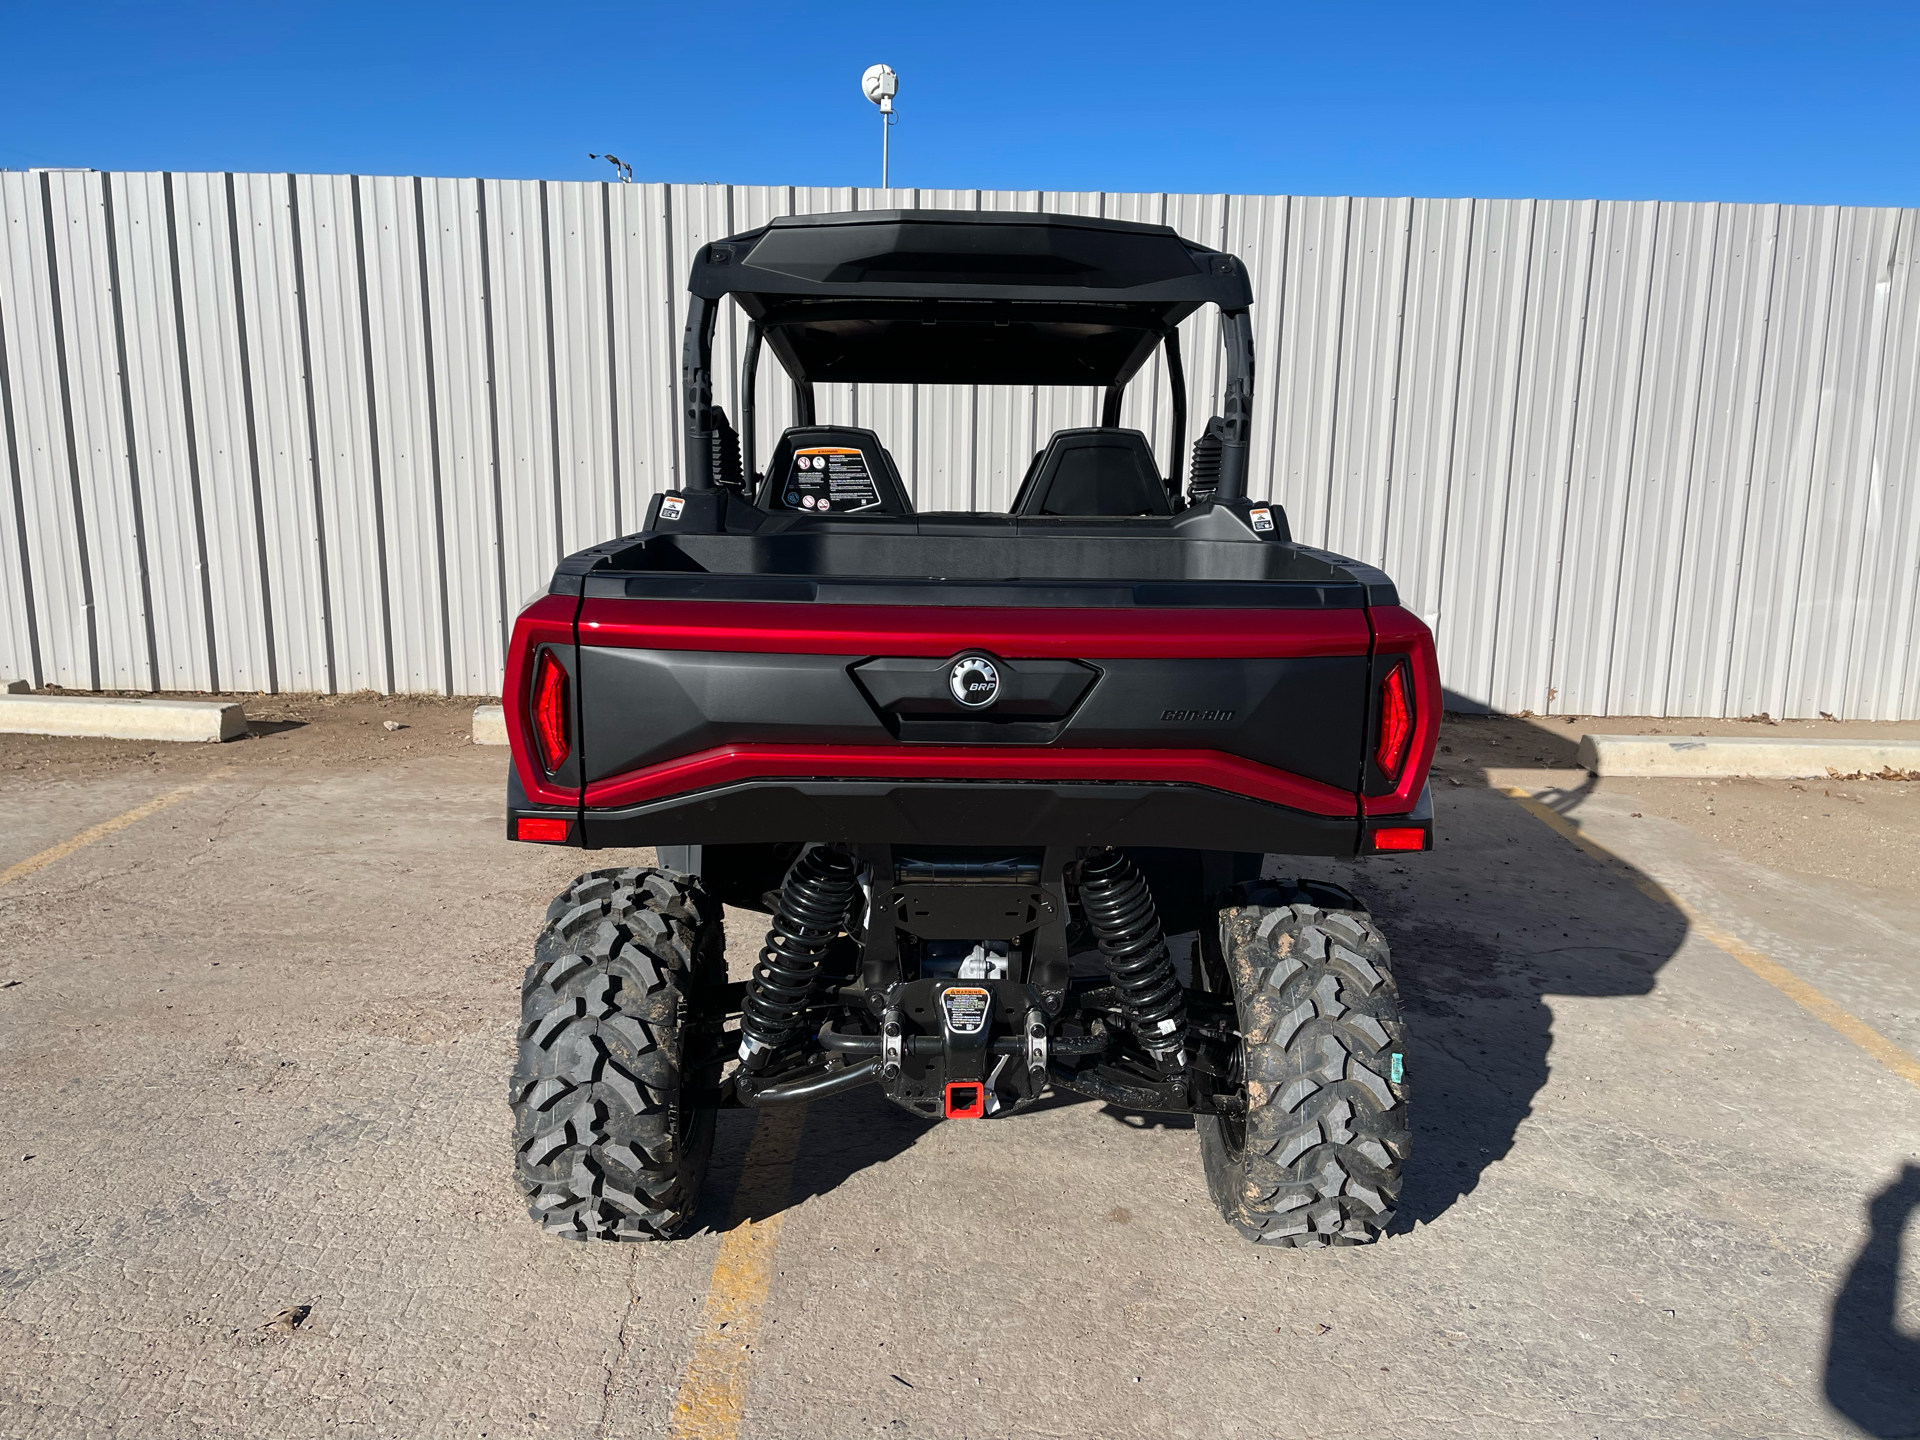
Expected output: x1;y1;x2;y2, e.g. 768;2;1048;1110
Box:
576;599;1370;659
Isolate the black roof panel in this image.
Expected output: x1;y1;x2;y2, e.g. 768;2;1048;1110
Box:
691;209;1251;308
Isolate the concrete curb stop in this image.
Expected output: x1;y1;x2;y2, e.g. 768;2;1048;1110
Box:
1578;733;1920;779
0;694;248;743
471;705;508;745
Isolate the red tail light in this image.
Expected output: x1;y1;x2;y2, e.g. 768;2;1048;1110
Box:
1371;826;1426;852
531;649;571;774
1375;662;1413;781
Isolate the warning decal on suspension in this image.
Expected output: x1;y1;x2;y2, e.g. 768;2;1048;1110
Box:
940;986;991;1035
785;447;881;513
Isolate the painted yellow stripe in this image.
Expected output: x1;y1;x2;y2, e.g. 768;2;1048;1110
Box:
667;1104;810;1440
0;770;231;890
1496;786;1920;1089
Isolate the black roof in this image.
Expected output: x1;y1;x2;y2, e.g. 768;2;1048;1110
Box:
691;210;1252;388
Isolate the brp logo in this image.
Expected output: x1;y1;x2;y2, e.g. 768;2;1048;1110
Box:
949;655;1000;708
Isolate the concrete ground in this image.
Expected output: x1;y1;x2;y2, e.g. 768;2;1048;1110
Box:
1;699;1916;1439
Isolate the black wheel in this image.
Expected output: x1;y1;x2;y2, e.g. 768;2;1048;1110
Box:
512;867;724;1240
1199;895;1408;1246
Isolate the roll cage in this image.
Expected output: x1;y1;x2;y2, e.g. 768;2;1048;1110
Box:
678;209;1259;509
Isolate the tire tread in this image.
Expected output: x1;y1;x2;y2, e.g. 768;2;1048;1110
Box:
1200;899;1409;1247
511;867;721;1241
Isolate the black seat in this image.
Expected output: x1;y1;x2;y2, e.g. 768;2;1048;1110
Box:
756;426;914;515
1009;428;1171;517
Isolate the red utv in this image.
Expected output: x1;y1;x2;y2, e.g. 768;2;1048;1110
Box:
504;210;1438;1246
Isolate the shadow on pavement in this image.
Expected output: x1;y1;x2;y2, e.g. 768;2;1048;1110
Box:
695;1085;932;1230
1825;1163;1920;1439
1351;707;1690;1230
789;1086;937;1205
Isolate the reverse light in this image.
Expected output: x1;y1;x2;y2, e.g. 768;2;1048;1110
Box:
1372;827;1426;852
531;649;571;774
1374;661;1413;781
517;816;572;843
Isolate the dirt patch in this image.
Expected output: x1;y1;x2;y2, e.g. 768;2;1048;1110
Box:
1580;771;1920;894
0;691;492;785
1432;712;1920;896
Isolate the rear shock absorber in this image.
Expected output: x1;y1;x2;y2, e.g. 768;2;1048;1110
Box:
738;845;861;1072
1077;848;1189;1078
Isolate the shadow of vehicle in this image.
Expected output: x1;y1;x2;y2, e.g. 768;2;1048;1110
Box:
1320;706;1690;1230
1826;1163;1920;1439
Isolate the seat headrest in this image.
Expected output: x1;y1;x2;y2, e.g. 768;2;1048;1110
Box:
757;426;913;515
1010;427;1171;518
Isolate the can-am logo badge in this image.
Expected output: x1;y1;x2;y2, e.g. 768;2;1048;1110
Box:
949;656;1000;708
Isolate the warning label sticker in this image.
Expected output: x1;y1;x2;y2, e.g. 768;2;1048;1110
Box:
940;986;991;1035
784;447;881;513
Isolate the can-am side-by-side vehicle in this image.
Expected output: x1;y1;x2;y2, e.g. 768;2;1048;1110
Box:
503;209;1439;1247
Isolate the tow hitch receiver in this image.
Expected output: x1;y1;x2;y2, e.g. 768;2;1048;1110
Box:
943;1081;987;1119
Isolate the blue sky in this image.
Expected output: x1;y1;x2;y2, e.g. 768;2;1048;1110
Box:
2;1;1914;205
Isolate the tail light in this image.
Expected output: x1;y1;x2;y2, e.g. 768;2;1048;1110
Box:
1375;661;1413;782
531;649;571;774
1371;826;1426;852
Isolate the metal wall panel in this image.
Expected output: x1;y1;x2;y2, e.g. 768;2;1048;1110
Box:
422;175;508;693
1604;200;1717;719
358;174;439;696
2;171;93;691
1491;198;1595;718
1435;197;1536;709
108;172;204;693
1726;204;1840;719
1;173;1915;718
1788;206;1906;721
1665;203;1779;717
1552;199;1662;718
1377;197;1476;644
169;171;271;694
1849;210;1920;722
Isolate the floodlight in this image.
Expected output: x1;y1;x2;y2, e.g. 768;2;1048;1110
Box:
861;65;900;186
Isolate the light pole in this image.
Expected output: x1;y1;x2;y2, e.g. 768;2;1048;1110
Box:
861;64;898;188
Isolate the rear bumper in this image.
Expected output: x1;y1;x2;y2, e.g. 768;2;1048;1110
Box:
509;750;1434;855
533;775;1363;854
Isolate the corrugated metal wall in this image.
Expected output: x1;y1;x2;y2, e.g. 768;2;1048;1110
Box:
2;173;1916;717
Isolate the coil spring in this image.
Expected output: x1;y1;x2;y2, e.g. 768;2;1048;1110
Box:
1077;848;1189;1075
739;846;860;1070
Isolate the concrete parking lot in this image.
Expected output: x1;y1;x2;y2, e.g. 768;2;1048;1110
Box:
2;698;1917;1439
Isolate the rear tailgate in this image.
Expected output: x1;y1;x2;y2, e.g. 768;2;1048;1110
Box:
580;598;1369;802
505;595;1438;848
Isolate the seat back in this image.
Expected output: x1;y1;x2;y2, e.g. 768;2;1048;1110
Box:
756;426;913;515
1009;427;1171;517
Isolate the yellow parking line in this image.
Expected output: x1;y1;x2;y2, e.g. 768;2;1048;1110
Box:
1496;786;1920;1089
0;769;232;890
667;1104;810;1440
